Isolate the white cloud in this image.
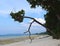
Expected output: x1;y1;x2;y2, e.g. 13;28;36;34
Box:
0;10;9;17
29;18;46;26
0;9;13;17
0;10;10;14
35;18;46;24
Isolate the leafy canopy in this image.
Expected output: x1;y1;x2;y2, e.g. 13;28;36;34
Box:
10;0;60;39
27;0;60;39
10;10;25;22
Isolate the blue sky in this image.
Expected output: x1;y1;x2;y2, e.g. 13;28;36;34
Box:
0;0;47;35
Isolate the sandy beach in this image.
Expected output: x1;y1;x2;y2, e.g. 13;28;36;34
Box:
0;35;60;46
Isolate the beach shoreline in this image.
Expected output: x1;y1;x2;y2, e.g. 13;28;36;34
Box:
0;35;38;45
0;35;60;46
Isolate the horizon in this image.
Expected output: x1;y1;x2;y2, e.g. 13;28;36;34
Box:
0;0;47;35
0;31;46;35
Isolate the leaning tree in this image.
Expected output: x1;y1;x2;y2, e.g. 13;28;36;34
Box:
10;0;60;39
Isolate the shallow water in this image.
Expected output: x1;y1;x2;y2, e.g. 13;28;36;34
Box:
0;34;28;40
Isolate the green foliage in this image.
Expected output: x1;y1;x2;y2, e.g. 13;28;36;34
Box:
10;0;60;39
27;0;60;39
10;10;25;22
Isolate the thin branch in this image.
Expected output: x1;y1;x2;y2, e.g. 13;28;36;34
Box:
24;16;57;38
24;16;45;27
24;20;34;42
28;20;34;42
24;31;29;33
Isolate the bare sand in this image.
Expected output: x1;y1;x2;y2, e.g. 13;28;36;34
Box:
0;35;38;45
0;35;60;46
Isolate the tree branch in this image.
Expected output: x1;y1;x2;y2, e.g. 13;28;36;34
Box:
24;16;57;38
24;20;34;42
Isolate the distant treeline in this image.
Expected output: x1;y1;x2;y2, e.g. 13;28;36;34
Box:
34;32;48;35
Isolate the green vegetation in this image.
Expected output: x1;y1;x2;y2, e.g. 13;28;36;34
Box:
10;10;25;22
10;0;60;39
35;32;48;35
26;0;60;39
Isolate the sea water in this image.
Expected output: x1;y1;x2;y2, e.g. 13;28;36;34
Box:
0;34;28;40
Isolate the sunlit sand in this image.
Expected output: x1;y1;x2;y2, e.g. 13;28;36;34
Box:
0;35;60;46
